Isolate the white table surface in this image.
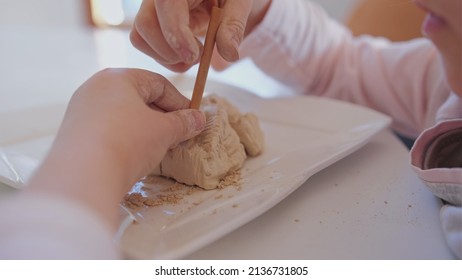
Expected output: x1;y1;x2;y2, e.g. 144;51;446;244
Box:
0;26;454;259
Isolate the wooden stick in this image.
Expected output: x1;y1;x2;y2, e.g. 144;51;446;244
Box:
190;6;223;109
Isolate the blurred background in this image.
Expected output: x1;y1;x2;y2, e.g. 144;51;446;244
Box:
0;0;424;42
0;0;424;156
0;0;355;27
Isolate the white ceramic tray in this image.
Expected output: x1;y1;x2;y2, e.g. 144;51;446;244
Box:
116;82;391;259
0;80;390;259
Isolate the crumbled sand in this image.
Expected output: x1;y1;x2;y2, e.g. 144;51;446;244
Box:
122;170;242;209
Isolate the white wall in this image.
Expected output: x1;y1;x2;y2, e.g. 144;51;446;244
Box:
0;0;84;26
310;0;361;21
0;0;360;27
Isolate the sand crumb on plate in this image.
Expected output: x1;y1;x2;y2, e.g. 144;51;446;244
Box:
122;170;243;209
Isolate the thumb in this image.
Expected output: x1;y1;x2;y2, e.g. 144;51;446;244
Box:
215;1;253;62
164;109;206;148
211;47;232;71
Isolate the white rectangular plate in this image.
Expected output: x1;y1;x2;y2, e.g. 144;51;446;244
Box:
116;81;391;259
0;79;390;259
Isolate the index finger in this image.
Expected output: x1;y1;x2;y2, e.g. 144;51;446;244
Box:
155;0;204;63
126;69;191;111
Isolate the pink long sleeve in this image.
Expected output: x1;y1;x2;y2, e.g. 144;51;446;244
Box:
0;194;120;259
240;0;452;138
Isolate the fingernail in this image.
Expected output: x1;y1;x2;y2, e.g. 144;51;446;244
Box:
180;47;197;64
221;34;240;62
166;31;198;63
165;31;180;49
229;37;240;61
191;110;206;132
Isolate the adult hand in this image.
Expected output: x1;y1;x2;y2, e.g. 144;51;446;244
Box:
27;68;206;228
130;0;271;72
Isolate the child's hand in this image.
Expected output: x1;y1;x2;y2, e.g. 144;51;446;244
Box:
64;68;205;178
27;68;206;228
130;0;271;72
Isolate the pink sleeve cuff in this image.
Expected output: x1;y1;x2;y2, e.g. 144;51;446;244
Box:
410;119;462;205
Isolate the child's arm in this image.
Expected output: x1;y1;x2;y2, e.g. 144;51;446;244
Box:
0;69;206;259
240;0;451;138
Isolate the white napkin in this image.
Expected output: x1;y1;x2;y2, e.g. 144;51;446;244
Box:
0;148;39;189
441;205;462;259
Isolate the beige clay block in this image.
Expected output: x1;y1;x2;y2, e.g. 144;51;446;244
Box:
151;94;264;189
